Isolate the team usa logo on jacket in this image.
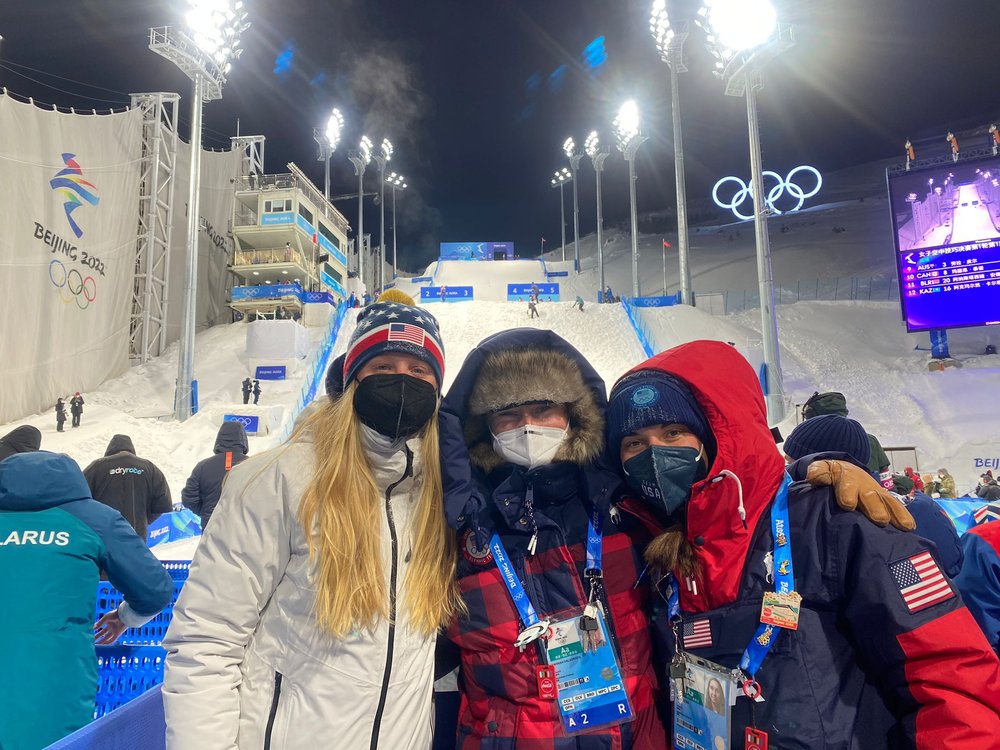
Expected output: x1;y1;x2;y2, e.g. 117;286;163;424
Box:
461;529;493;565
889;551;954;613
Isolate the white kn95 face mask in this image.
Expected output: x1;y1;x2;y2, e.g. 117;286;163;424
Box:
492;424;569;469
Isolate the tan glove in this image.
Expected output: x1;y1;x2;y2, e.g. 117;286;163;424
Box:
805;460;916;532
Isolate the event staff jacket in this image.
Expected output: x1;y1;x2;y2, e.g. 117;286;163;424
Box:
623;342;1000;750
0;452;172;750
163;429;438;750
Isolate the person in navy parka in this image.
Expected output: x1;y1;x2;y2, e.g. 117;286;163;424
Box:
180;421;249;529
605;340;1000;749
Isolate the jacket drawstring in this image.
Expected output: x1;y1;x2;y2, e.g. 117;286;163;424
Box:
711;469;747;529
525;485;539;556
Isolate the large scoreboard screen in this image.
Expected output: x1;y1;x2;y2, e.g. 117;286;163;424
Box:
888;156;1000;331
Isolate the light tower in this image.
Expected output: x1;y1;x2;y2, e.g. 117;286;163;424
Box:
585;132;611;301
614;100;649;298
385;171;407;278
563;137;583;273
650;0;693;305
149;0;250;421
372;138;393;292
348;136;373;288
699;0;794;422
549;168;572;262
313;107;344;201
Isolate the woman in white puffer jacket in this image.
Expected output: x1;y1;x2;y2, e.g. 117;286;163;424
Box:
163;300;460;750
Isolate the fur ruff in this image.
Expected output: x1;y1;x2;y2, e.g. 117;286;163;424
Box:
464;347;604;472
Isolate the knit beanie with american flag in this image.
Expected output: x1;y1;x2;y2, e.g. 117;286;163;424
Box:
343;301;445;389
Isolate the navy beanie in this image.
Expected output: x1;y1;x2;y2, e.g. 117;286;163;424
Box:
607;370;710;458
343;302;445;389
783;414;871;466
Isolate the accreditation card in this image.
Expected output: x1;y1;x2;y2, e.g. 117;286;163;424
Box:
545;608;633;734
673;653;733;750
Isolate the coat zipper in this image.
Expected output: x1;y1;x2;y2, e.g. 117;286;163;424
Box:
263;671;283;750
368;446;413;750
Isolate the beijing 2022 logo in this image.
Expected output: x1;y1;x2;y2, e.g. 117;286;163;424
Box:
49;153;100;239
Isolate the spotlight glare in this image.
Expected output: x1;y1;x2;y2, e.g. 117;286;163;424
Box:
563;137;576;159
324;108;344;150
613;100;641;150
381;137;393;161
702;0;777;54
359;135;373;165
584;131;600;158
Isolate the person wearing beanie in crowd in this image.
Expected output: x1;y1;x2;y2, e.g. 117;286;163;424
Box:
164;298;460;749
976;471;1000;501
936;467;957;499
437;328;668;749
605;340;1000;749
905;465;924;492
955;518;1000;653
0;425;42;462
782;413;871;467
801;390;893;487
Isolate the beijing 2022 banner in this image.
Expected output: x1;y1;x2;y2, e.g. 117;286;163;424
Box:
0;94;142;423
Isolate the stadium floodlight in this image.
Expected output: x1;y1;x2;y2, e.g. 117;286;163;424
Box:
149;0;250;422
650;0;693;306
585;131;612;301
699;0;793;422
614;100;649;298
563;138;583;274
385;171;407;278
550;168;572;262
348;136;373;287
313;107;345;201
372;138;394;291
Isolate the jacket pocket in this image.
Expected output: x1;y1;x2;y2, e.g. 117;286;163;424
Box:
263;671;283;750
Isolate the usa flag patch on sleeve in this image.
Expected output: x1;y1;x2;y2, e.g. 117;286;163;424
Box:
682;618;713;649
889;551;954;613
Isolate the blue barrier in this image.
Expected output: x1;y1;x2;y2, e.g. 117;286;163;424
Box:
46;684;167;750
145;511;200;547
619;298;655;358
411;276;433;284
629;294;681;307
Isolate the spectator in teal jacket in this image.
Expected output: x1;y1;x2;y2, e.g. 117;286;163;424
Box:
0;451;173;750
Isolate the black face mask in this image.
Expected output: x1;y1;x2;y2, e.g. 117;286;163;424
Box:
353;374;437;440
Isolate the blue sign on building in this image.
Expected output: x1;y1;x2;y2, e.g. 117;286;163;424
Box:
420;286;474;302
546;271;569;278
317;234;348;266
224;414;260;434
320;269;346;297
255;365;287;380
303;290;335;304
231;283;304;302
508;283;560;302
411;276;433;284
439;242;514;261
261;212;294;226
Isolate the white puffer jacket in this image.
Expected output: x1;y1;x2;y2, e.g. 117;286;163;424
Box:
162;428;435;750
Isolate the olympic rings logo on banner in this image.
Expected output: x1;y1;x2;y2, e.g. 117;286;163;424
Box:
227;416;256;427
49;259;97;310
712;166;823;221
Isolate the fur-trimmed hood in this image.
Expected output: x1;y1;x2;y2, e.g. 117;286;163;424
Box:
442;329;607;473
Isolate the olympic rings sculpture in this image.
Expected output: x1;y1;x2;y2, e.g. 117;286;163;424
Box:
49;259;97;310
712;165;823;221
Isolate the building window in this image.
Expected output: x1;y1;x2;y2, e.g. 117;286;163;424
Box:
318;222;341;250
324;262;343;284
264;198;292;213
298;203;314;225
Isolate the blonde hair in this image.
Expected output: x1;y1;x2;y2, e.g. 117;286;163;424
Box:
296;381;461;637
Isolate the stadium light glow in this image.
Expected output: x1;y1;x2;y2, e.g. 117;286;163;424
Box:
185;0;249;69
563;137;577;160
381;137;393;162
314;107;345;201
613;100;642;152
700;0;776;55
325;108;344;149
359;135;373;165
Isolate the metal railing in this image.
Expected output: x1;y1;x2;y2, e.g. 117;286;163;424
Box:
698;274;900;315
233;247;311;268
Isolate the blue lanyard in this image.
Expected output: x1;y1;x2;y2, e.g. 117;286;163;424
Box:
738;472;794;678
491;512;603;629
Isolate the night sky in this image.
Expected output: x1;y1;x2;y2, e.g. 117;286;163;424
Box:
2;0;999;271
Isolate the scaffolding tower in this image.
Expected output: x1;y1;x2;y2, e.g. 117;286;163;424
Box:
231;134;266;179
129;92;180;364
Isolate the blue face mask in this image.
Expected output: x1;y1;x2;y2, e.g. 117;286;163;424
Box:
623;445;704;516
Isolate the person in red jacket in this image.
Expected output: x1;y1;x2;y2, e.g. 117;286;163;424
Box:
605;340;1000;749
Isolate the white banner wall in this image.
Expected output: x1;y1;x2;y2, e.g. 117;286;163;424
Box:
0;96;143;424
166;143;240;343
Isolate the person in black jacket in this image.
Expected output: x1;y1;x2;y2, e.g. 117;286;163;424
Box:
55;398;67;432
241;377;252;405
0;425;41;462
82;434;173;541
252;379;261;405
70;391;84;427
181;421;249;528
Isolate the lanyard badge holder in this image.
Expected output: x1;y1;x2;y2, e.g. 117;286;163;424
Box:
491;511;634;735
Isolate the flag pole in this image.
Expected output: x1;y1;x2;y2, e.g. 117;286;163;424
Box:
662;239;668;297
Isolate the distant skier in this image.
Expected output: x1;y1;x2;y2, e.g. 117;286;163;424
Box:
252;379;261;405
55;398;67;433
530;281;539;297
527;297;539;319
573;295;585;312
439;284;447;302
70;392;84;428
241;378;252;405
947;131;959;162
604;285;613;303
